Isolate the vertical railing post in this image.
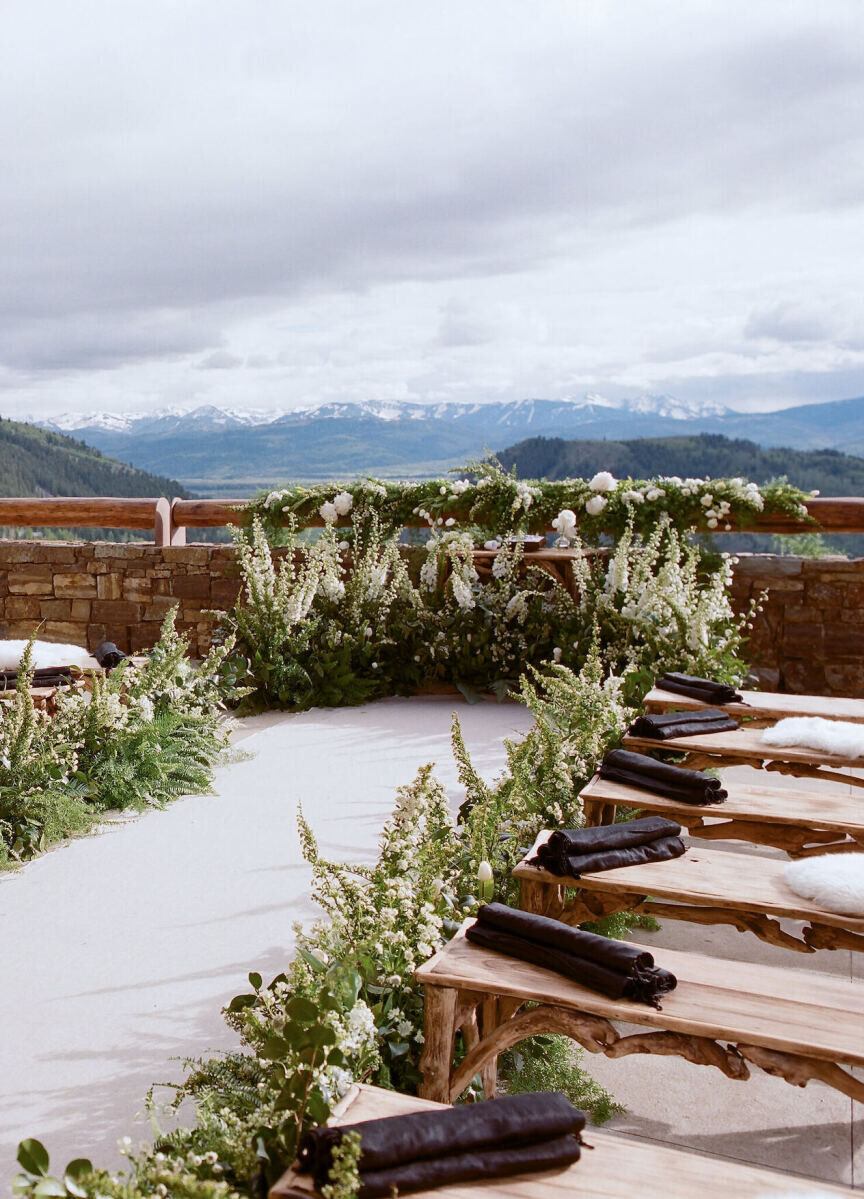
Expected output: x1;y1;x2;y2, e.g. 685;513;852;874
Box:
169;498;187;545
154;498;172;546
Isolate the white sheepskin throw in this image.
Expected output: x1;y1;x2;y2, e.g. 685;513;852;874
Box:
761;716;864;759
0;639;100;671
784;853;864;918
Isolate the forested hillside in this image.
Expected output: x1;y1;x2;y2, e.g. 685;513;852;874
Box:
0;417;188;498
495;433;864;497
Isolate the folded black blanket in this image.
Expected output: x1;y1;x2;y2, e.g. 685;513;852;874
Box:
93;641;127;670
0;666;75;690
628;707;739;740
465;903;677;1008
658;671;744;704
299;1091;585;1196
599;748;727;806
531;816;685;876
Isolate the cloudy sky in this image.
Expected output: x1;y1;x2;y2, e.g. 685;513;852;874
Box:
2;0;864;419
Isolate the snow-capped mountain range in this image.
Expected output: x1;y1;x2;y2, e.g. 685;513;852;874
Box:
34;392;864;491
42;392;731;435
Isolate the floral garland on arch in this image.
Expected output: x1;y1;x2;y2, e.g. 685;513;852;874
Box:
245;462;812;543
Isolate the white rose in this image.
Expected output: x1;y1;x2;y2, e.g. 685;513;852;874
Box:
551;508;577;532
585;494;608;516
319;500;338;523
589;471;617;492
700;494;714;507
707;517;718;529
333;490;353;515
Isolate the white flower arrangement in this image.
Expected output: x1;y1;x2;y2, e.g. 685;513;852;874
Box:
589;471;617;492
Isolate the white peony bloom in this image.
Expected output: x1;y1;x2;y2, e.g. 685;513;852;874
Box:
589;471;617;492
319;500;338;523
333;490;354;515
700;494;714;507
551;508;577;533
585;494;608;516
707;517;718;528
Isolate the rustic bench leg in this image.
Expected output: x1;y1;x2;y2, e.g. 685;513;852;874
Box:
418;984;457;1102
479;997;499;1099
519;877;564;917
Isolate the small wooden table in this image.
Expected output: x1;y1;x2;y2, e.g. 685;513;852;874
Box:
579;773;864;856
623;724;864;790
514;833;864;953
644;685;864;727
269;1083;858;1197
415;922;864;1107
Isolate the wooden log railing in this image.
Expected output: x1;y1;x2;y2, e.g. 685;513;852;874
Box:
0;497;175;544
0;495;863;547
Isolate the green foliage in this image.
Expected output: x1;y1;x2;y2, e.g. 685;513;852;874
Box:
247;460;810;544
0;612;235;867
495;432;862;499
499;1036;623;1124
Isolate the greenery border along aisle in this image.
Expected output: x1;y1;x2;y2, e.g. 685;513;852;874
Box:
0;612;240;868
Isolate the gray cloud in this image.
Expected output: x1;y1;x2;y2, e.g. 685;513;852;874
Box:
0;1;862;407
744;304;832;343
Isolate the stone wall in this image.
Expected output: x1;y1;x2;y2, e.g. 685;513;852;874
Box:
0;541;242;655
730;554;864;696
2;541;864;696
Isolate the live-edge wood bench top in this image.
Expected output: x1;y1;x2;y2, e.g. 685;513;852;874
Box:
623;723;864;768
415;923;864;1069
580;774;864;834
644;686;864;724
269;1083;858;1197
513;834;864;934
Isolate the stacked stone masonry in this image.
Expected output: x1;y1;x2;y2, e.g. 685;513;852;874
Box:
0;541;244;657
0;542;863;697
729;554;864;697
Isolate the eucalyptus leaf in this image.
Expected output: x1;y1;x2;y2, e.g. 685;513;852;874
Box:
17;1140;50;1178
32;1181;67;1197
63;1159;94;1199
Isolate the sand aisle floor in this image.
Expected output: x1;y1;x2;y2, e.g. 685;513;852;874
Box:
0;696;532;1188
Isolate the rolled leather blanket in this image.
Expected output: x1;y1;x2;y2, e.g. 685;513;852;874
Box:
0;666;75;689
628;707;739;740
93;641;127;670
657;671;744;704
465;903;677;1008
599;748;727;805
298;1091;585;1197
531;816;685;876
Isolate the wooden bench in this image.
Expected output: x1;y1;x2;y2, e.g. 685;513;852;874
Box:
579;774;864;856
513;833;864;953
644;685;864;727
414;921;864;1106
623;724;864;790
269;1082;858;1198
